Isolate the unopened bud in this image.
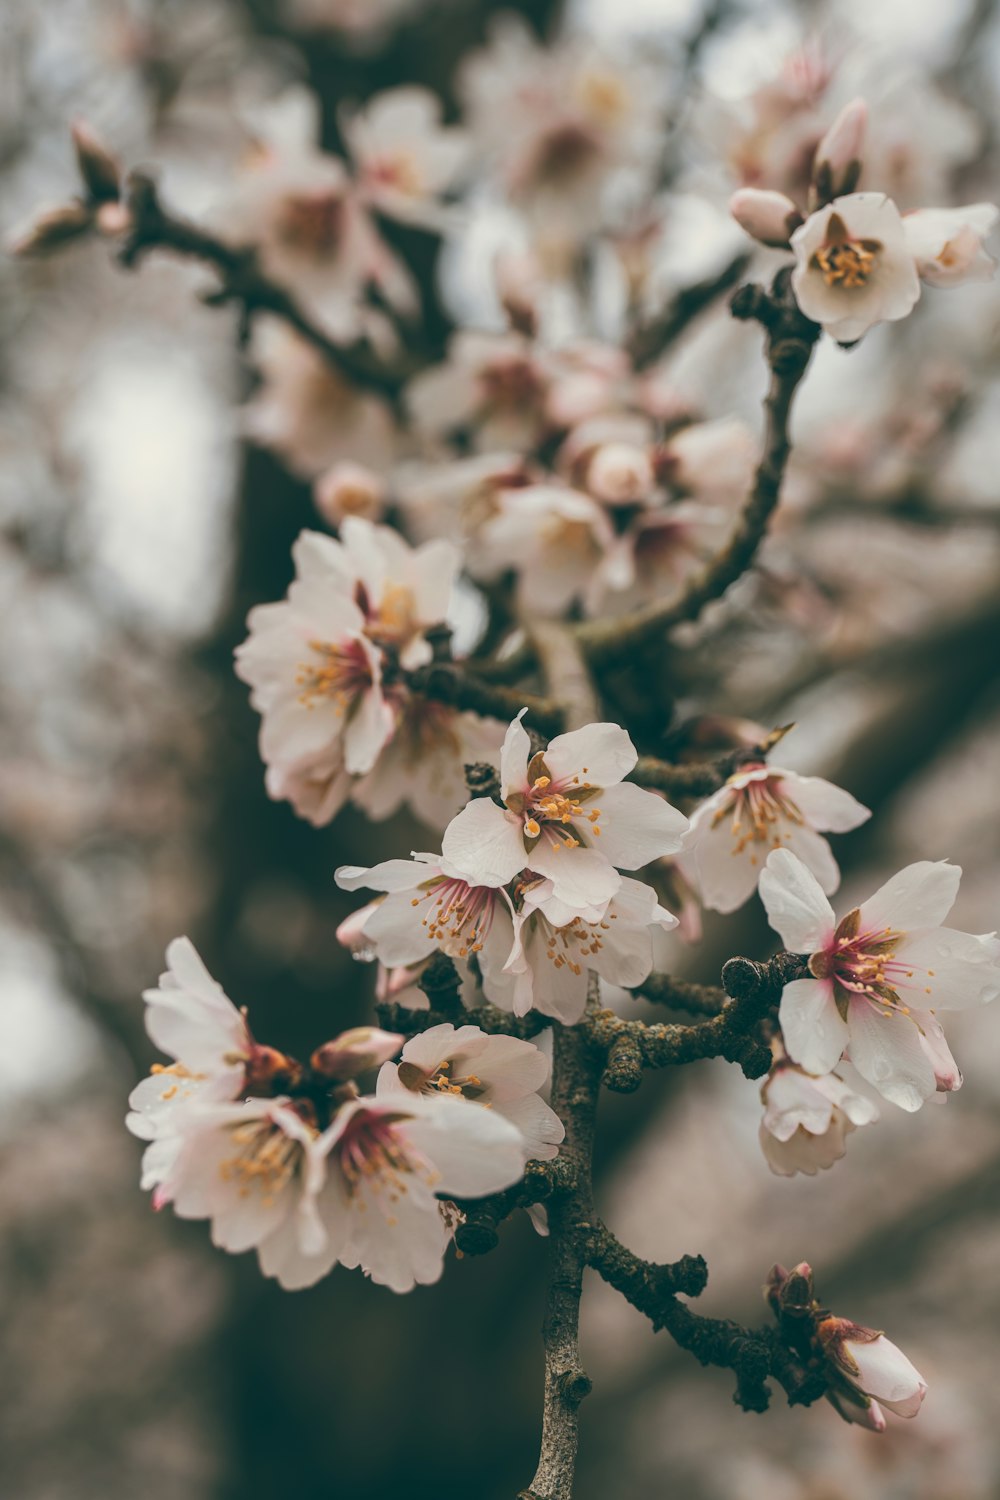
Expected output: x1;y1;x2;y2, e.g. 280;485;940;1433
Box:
311;1026;403;1080
245;1043;301;1091
765;1259;814;1316
71;120;121;203
586;441;655;505
8;201;93;257
95;200;132;238
730;188;804;248
811;98;867;207
314;462;386;526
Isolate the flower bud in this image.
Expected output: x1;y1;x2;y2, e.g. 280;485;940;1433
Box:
730;188;804;248
811;98;867;207
8;201;93;257
819;1316;927;1420
71;120;121;203
314;462;387;526
311;1026;403;1081
95;200;133;238
765;1259;815;1316
244;1043;302;1091
585;441;655;504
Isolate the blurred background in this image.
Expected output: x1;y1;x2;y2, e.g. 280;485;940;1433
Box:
2;0;1000;1496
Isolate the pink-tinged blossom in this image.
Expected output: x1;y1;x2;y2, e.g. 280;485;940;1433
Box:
234;529;395;782
350;699;505;831
759;1055;878;1177
442;711;688;911
335;852;516;991
759;849;1000;1110
244;322;396;480
343;87;471;229
311;1027;403;1080
406;330;553;452
819;1316;928;1428
501;875;677;1024
683;764;870;914
140;1088;528;1293
126;939;278;1150
472;485;615;619
314;462;388;527
227;87;416;343
791;193;921;342
377;1022;564;1161
902;204;998;288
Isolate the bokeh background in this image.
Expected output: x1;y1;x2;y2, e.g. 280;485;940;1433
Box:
2;1;1000;1496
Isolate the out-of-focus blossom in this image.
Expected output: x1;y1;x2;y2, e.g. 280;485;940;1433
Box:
459;17;665;256
442;710;688;911
472;484;614;618
759;849;1000;1110
344;87;470;228
281;0;420;39
314;462;388;526
227;87;416;342
811;97;867;204
759;1053;878;1177
350;698;505;831
729;187;804;248
310;1026;403;1080
244;323;397;479
683;764;869;914
378;1022;564;1160
790;193;921;342
903;204;999;288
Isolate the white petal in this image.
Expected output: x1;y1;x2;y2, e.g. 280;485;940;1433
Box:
784;772;871;833
847;1336;927;1417
759;849;836;951
499;709;531;798
402;1093;527;1196
343;1173;450;1293
779;978;849;1074
589;782;689;866
895;927;1000;1009
542;722;637;788
335;857;436;893
860;861;961;934
527;839;621;911
441;799;526;887
846;1000;936;1111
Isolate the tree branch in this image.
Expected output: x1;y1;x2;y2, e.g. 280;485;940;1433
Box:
118;170;407;400
577;268;820;665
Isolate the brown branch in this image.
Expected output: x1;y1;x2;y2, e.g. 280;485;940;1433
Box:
628;251;752;367
577;268;820;666
117;170;407;400
518;978;601;1500
631;972;727;1015
405;661;566;736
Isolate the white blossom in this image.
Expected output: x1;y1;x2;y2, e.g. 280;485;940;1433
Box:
820;1316;928;1428
683;764;870;914
344;87;471;229
759;849;1000;1110
442;711;688;911
790;193;921;342
378;1022;564;1161
759;1056;878;1177
903;204;998;288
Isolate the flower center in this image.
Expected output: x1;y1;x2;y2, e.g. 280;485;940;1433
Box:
218;1118;309;1208
402;1057;487;1102
411;875;499;958
368;151;424;199
530;907;615;976
811;213;881;290
277;190;345;256
711;770;804;861
812;908;935;1017
513;755;602;849
335;1109;439;1221
296;637;373;710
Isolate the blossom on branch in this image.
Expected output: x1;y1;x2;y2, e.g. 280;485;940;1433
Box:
759;1051;878;1178
442;710;688;911
683;763;870;914
759;849;1000;1109
378;1022;564;1161
819;1315;928;1429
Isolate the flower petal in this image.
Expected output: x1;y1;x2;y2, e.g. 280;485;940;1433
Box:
860;861;961;934
759;849;836;951
588;782;688;866
846;1000;936;1111
442;798;526;887
779;978;849;1075
542;722;637;788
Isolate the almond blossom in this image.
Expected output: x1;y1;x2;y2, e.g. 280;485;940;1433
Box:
343;87;471;229
502;875;678;1024
759;1051;878;1178
441;711;689;911
683;763;870;914
335;852;517;992
759;848;1000;1110
790;193;922;342
472;485;615;619
819;1315;928;1429
350;698;505;831
902;204;998;288
126;937;283;1153
377;1022;564;1161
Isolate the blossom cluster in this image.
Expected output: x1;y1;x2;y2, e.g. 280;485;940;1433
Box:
127;937;561;1290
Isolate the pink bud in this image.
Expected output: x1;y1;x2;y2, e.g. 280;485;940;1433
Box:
95;200;132;238
827;1388;888;1431
586;442;655;504
812;98;867;202
314;462;387;526
730;188;804;248
336;901;379;957
311;1026;403;1080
